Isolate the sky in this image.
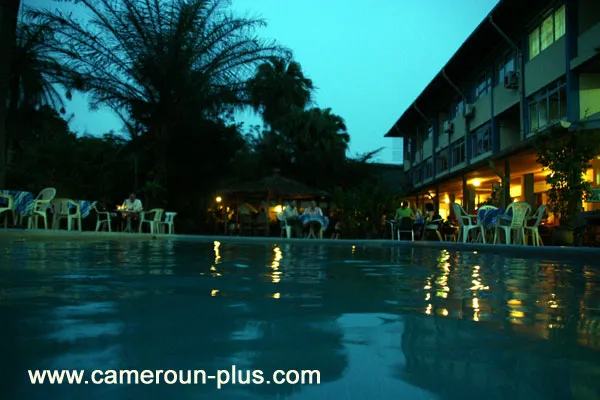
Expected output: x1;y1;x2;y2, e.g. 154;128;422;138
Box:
23;0;499;164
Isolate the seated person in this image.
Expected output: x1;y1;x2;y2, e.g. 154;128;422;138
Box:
331;212;343;239
422;203;443;240
122;193;143;211
303;200;323;217
283;200;302;237
121;193;143;230
395;201;416;221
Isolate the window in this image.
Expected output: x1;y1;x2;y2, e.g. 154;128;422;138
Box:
528;79;567;133
451;139;465;166
497;52;516;86
449;98;465;120
437;150;449;173
528;5;566;60
426;125;434;140
474;71;492;100
529;28;540;59
413;167;422;184
423;158;434;180
471;124;493;158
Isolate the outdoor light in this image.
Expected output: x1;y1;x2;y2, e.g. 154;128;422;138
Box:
472;179;481;187
216;196;222;203
274;205;283;213
444;197;450;204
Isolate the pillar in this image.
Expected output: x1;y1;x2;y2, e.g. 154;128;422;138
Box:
503;159;511;207
522;173;535;209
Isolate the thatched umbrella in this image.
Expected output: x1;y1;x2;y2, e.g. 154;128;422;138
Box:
219;170;330;236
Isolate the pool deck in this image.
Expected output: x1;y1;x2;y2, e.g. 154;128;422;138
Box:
1;228;599;262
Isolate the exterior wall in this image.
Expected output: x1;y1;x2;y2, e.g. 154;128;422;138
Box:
493;85;520;116
450;114;467;140
573;20;600;68
437;132;450;150
578;0;600;34
422;136;434;160
579;73;600;118
499;119;521;150
525;38;567;97
471;94;492;130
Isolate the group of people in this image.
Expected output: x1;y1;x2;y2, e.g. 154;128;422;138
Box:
280;200;341;238
393;200;455;240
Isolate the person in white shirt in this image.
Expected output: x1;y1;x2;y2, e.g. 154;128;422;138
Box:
283;200;302;237
303;200;323;217
122;193;143;211
121;193;143;231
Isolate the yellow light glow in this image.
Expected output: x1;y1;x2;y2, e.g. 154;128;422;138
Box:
510;310;525;318
272;293;281;299
441;308;449;316
270;246;282;283
471;179;481;187
211;289;219;296
507;299;521;306
444;196;450;204
473;311;479;322
214;241;221;264
215;196;222;203
425;304;432;315
274;205;283;213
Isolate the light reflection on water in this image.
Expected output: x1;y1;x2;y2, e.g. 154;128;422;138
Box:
0;238;599;399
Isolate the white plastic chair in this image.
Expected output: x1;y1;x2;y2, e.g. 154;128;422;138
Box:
159;211;177;234
52;199;82;231
452;203;485;243
27;188;57;229
139;208;164;234
396;217;414;241
277;212;291;238
524;205;546;246
493;202;531;245
93;203;112;232
0;193;16;228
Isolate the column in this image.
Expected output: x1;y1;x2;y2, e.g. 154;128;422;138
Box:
522;173;535;209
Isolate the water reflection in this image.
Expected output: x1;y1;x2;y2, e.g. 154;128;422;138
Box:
0;239;599;399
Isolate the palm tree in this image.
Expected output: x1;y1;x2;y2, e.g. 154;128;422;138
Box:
0;0;22;187
277;107;350;187
31;0;289;193
7;13;71;167
246;56;313;129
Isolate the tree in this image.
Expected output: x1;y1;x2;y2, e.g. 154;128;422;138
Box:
32;0;289;201
246;57;313;128
277;107;350;188
536;127;600;227
0;0;22;187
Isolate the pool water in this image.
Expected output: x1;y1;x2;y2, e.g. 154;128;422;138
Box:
1;238;599;399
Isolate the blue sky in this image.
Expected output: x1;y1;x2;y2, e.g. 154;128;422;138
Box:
23;0;499;163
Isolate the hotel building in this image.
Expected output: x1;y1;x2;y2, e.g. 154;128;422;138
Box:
384;0;600;220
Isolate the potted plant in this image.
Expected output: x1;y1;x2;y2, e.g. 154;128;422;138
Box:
535;127;600;245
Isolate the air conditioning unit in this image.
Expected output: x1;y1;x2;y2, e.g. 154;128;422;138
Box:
443;120;453;133
504;71;519;89
464;104;475;118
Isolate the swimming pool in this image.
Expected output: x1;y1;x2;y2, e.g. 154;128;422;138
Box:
0;236;599;399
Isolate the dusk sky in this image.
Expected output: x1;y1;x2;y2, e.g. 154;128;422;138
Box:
23;0;499;163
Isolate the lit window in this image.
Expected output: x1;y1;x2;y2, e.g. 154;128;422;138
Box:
555;6;566;38
529;28;540;59
529;5;566;60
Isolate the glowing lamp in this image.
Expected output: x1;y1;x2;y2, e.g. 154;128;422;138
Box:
215;196;222;203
